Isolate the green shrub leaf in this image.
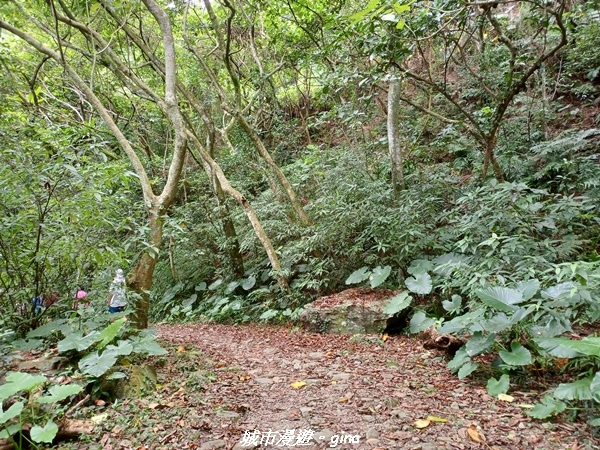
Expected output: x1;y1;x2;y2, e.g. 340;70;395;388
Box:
447;347;469;372
30;420;58;443
382;292;412;315
514;279;540;301
476;287;523;312
58;331;100;353
534;337;582;358
345;267;370;285
369;265;391;288
242;276;256;291
499;342;532;366
487;374;510;397
36;384;83;404
405;272;432;294
0;424;22;440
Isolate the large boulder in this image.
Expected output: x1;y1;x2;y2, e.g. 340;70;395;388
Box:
299;288;404;334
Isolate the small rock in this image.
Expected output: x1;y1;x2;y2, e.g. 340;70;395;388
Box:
200;440;226;450
366;428;379;439
232;440;259;450
215;410;240;419
308;352;325;359
300;407;313;415
363;415;376;422
255;378;273;385
450;402;460;410
391;409;410;419
366;438;380;445
332;373;351;381
314;428;335;442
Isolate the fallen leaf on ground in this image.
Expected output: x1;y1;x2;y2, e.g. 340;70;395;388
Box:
339;397;350;402
177;346;185;352
426;415;448;423
290;381;306;389
238;375;251;381
498;393;514;402
414;419;431;429
467;424;484;443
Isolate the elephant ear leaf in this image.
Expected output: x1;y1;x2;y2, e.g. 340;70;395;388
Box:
345;267;370;285
476;287;523;312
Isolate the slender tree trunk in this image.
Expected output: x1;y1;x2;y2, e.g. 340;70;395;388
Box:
128;206;163;329
481;136;504;182
387;75;405;192
213;177;245;277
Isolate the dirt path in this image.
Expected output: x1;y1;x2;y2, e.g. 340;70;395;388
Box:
156;323;599;450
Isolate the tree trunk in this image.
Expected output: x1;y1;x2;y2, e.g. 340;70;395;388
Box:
128;206;163;329
387;75;405;192
213;177;245;278
481;137;504;182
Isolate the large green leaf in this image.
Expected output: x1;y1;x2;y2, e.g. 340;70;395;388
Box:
382;292;412;315
0;423;21;440
409;311;435;334
131;338;168;356
30;420;58;443
96;317;126;349
79;351;118;377
499;342;532;366
465;332;496;356
0;402;23;425
514;279;540;301
104;340;134;357
405;272;432;295
479;313;512;333
527;395;566;419
554;378;593;401
369;265;391;288
58;331;100;353
0;372;47;401
541;282;576;300
407;259;433;275
442;295;461;314
458;362;478;379
476;287;523;312
447;347;469;372
534;337;581;358
487;374;510;397
241;276;256;291
36;384;83;404
345;266;370;285
590;372;600;403
26;319;69;338
554;336;600;357
432;253;469;276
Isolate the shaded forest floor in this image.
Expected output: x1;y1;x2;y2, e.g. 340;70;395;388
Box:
72;323;600;450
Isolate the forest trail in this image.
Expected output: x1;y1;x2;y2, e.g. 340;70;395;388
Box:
156;323;599;450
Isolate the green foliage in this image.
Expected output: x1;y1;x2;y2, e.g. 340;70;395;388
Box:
0;372;81;447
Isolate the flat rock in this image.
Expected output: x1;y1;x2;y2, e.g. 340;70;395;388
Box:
200;439;226;449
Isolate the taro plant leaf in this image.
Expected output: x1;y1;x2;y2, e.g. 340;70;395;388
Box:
476;287;523;312
534;337;582;358
432;253;469;276
554;378;593;401
79;351;118;377
195;282;207;291
26;319;69;339
407;259;433;275
409;311;435;334
96;318;127;349
590;372;600;403
499;342;532;366
466;332;496;356
382;292;412;315
405;272;432;295
541;282;576;300
242;276;256;291
0;423;21;440
487;374;510;397
458;362;478;379
510;307;533;325
0;372;47;401
225;281;239;294
0;402;24;424
527;395;567;419
107;371;127;380
447;347;469;372
129;335;168;356
370;265;392;288
439;309;485;334
553;336;600;357
36;384;83;404
10;339;44;351
480;313;512;333
345;266;370;285
442;295;461;314
30;420;59;443
104;340;134;357
514;279;540;301
58;331;100;353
